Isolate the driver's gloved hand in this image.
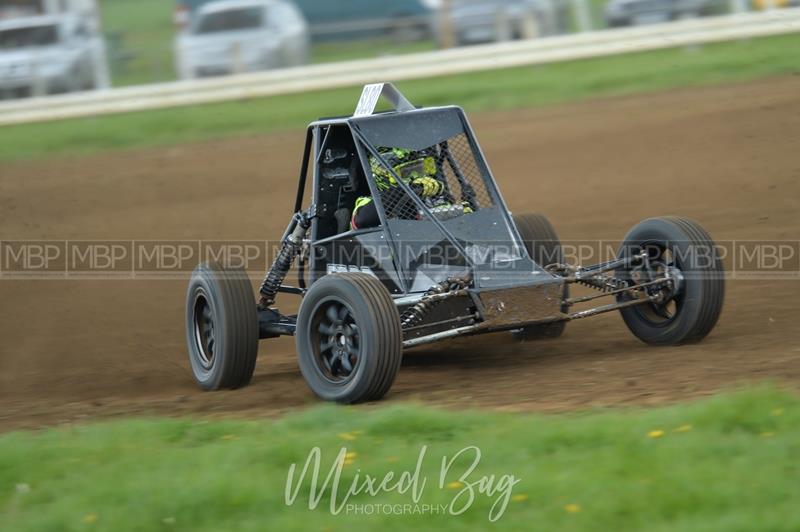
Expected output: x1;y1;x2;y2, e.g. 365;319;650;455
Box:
410;176;444;198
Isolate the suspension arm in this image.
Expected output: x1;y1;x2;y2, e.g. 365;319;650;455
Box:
567;295;660;320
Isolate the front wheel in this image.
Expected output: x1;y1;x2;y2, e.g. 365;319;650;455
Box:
296;273;403;403
186;262;259;390
617;216;725;345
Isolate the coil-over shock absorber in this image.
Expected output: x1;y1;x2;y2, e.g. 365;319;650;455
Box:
546;263;629;294
575;274;629;293
259;209;314;307
400;276;470;329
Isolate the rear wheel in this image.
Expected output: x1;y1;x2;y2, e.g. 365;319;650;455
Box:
296;273;403;403
512;213;568;340
616;216;724;345
186;262;258;390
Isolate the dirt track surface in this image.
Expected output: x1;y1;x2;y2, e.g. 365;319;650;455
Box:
2;77;800;432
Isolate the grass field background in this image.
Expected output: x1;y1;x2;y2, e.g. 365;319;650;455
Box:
1;32;798;161
1;386;797;531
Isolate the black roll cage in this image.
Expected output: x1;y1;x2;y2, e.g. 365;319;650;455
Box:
291;105;541;296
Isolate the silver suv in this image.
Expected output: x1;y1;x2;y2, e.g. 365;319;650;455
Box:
0;14;100;99
175;0;310;80
438;0;569;46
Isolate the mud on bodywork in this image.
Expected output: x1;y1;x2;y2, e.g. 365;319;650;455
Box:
473;282;565;331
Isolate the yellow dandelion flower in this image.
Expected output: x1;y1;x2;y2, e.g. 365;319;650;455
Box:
446;481;464;489
344;458;355;465
512;494;529;502
771;408;784;417
564;503;581;513
338;432;357;441
760;432;775;438
674;425;692;433
82;513;98;524
345;452;357;460
647;430;665;438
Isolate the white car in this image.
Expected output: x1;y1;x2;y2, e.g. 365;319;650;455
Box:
175;0;309;80
437;0;568;46
0;14;100;99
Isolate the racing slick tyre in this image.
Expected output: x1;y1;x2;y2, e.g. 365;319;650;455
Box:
512;213;569;340
296;273;403;404
186;262;259;390
616;216;725;345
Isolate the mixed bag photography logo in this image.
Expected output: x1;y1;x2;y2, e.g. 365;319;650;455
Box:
285;445;521;522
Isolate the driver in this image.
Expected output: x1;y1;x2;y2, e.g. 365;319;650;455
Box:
351;147;469;229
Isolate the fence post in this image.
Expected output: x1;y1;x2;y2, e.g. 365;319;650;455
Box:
729;0;748;12
89;0;111;89
494;6;512;42
519;10;540;40
32;50;45;97
572;0;593;32
439;0;456;48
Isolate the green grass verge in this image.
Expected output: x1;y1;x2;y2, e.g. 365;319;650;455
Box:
1;386;798;531
1;32;798;161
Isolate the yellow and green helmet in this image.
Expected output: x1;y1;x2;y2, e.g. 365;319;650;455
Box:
370;147;437;191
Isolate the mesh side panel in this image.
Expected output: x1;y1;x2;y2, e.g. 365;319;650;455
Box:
439;133;494;210
371;133;495;222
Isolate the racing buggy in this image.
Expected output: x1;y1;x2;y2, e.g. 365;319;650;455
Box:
186;83;725;403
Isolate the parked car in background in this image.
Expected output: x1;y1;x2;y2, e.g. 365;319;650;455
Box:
437;0;569;46
752;0;800;8
604;0;726;27
175;0;437;42
0;5;40;20
175;0;309;80
0;14;99;99
293;0;436;41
